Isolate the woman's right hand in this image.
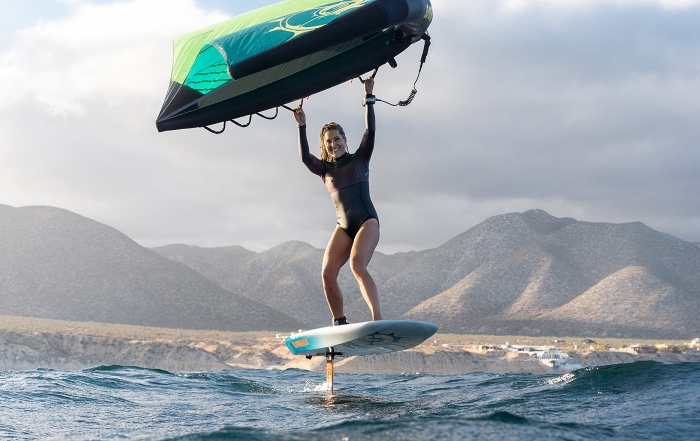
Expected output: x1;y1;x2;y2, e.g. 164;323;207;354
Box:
293;105;306;126
363;77;374;96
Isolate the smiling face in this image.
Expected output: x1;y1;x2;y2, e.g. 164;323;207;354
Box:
323;129;347;159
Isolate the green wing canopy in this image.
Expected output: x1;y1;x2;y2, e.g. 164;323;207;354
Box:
157;0;433;132
173;0;373;94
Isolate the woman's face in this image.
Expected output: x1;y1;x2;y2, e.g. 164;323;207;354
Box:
323;129;347;159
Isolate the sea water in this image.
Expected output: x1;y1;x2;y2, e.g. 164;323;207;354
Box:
1;361;699;440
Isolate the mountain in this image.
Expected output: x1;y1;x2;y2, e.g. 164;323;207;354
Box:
3;204;698;338
155;210;700;338
152;242;425;327
0;205;302;331
154;241;327;326
401;210;700;337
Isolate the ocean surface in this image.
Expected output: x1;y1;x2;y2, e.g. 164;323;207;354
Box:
1;361;699;440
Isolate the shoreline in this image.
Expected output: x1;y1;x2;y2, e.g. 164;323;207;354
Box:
1;317;697;374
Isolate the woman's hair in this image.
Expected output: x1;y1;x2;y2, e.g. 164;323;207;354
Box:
319;122;346;161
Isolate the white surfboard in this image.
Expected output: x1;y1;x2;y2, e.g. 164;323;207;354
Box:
285;320;439;357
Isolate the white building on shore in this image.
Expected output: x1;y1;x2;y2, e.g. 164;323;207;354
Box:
499;344;582;371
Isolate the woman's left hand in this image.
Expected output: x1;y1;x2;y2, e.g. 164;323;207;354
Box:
364;77;374;95
293;105;306;126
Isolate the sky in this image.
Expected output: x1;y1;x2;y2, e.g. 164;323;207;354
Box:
0;0;699;254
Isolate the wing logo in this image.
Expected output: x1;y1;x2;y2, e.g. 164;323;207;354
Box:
292;338;310;348
267;0;370;38
424;5;433;21
318;0;367;16
267;17;324;38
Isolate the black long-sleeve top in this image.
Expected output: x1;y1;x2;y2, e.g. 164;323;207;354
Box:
298;102;378;238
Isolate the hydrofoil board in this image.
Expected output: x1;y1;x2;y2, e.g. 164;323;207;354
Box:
285;320;438;357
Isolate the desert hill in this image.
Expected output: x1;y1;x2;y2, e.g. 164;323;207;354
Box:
152;241;424;327
155;210;700;338
0;205;302;331
402;211;700;337
2;204;698;338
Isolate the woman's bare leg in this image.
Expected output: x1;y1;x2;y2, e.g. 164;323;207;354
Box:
322;226;352;321
349;219;382;320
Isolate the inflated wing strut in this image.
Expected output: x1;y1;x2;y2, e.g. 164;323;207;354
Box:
201;33;431;134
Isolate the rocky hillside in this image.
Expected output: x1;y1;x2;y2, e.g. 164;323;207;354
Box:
0;205;302;332
153;242;424;327
155;210;700;338
2;204;698;338
401;211;700;338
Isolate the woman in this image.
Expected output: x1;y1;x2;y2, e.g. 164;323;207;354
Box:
293;78;382;326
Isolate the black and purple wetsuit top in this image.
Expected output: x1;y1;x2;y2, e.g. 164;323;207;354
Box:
298;102;378;239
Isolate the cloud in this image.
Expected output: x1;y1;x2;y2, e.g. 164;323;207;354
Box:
0;0;227;115
1;0;699;254
383;0;700;215
481;0;700;13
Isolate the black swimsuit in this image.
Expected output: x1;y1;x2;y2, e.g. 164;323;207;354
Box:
298;103;378;239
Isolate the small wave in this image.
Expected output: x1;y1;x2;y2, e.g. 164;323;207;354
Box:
167;416;629;441
550;360;700;395
177;371;279;395
480;411;530;424
84;365;175;376
165;426;308;441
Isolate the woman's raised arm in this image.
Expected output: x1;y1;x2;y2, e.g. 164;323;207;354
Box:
294;105;323;175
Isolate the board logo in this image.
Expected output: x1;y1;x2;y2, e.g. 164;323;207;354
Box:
292;338;310;348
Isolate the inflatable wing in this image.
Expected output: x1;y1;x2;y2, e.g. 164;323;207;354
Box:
156;0;433;132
